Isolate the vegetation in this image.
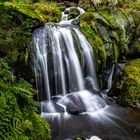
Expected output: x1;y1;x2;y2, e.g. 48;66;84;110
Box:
0;58;51;139
0;1;61;65
0;1;61;139
79;8;132;88
118;59;140;108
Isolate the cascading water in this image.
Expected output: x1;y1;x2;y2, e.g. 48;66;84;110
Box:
32;7;140;140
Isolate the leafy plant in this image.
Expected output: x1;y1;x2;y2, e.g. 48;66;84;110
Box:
0;58;51;140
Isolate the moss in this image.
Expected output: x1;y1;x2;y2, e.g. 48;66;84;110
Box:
68;8;80;20
80;12;95;24
119;59;140;108
0;1;61;78
113;44;120;63
0;58;51;139
1;2;61;23
75;137;83;140
130;38;140;56
80;20;106;70
130;10;140;27
79;10;128;68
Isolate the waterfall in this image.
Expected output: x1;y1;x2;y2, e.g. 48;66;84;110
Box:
61;7;85;24
32;7;105;115
33;23;100;101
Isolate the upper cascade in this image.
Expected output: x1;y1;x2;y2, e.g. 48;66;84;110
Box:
61;7;85;24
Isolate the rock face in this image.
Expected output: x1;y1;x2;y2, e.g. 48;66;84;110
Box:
130;38;140;58
79;8;132;89
136;24;140;37
110;59;140;109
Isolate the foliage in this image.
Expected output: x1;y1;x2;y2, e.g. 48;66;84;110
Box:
0;2;61;65
0;59;51;140
118;59;140;107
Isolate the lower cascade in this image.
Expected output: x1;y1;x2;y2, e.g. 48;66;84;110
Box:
32;7;140;140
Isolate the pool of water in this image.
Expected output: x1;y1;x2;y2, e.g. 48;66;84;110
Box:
42;105;140;140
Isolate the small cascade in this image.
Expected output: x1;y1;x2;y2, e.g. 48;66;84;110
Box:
31;6;140;140
107;64;115;90
61;7;85;24
33;24;101;102
32;7;105;114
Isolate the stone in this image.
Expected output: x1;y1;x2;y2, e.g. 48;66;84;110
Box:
41;101;65;113
136;24;140;37
58;92;87;115
130;38;140;57
65;94;86;115
89;136;102;140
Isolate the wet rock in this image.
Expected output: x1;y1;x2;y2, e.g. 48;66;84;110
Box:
89;136;102;140
59;92;87;115
107;63;125;97
51;95;63;102
71;18;80;26
129;38;140;58
41;101;65;113
85;77;102;97
136;24;140;37
65;95;86;115
66;103;84;115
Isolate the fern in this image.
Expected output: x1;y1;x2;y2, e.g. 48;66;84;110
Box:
0;59;51;140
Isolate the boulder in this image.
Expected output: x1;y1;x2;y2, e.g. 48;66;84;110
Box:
59;93;86;115
136;24;140;37
41;101;65;113
130;38;140;57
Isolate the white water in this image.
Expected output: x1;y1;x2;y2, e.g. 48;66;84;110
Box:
32;7;106;113
61;7;85;24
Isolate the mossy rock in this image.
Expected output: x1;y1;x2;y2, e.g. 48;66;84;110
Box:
130;10;140;27
0;1;61;78
136;24;140;37
118;59;140;108
67;8;80;20
79;9;132;87
129;38;140;57
1;2;61;23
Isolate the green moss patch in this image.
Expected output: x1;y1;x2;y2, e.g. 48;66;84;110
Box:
1;2;61;23
118;59;140;108
0;1;61;66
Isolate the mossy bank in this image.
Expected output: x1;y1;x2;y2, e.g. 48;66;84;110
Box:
118;59;140;108
0;1;61;139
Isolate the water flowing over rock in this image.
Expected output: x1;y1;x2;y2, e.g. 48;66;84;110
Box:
31;7;108;116
31;6;140;140
32;22;106;114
